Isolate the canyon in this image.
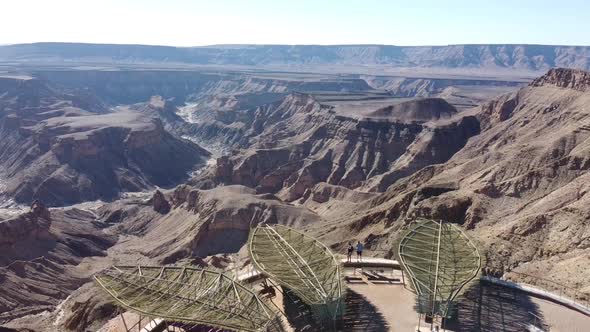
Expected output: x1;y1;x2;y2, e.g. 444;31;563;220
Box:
0;77;210;206
1;43;590;331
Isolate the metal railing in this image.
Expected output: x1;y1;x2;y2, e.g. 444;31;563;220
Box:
503;271;590;311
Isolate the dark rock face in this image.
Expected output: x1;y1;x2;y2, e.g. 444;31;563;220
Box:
477;92;520;129
151;190;171;214
530;68;590;91
369;115;480;192
0;78;210;206
409;194;473;225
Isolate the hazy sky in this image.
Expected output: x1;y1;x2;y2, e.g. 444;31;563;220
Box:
2;0;588;46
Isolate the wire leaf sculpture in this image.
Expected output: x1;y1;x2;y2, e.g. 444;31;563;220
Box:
398;219;481;319
248;224;345;324
94;265;281;332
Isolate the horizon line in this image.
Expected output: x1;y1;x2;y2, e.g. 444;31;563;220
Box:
2;41;590;48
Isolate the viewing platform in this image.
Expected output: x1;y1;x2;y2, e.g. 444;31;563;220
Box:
236;257;404;285
341;257;400;269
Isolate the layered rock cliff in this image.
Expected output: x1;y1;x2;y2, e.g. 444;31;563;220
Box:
309;68;590;296
202;94;479;200
0;78;210;206
32;70;372;105
364;76;523;98
3;43;590;72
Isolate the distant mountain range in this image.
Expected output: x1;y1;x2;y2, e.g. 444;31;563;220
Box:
1;43;590;72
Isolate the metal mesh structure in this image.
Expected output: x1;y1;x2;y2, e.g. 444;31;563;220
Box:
398;219;481;319
94;265;281;332
248;224;345;324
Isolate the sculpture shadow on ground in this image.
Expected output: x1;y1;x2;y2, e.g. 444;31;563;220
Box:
282;288;389;332
445;280;548;332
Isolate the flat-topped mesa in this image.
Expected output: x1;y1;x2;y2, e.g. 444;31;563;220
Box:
530;68;590;91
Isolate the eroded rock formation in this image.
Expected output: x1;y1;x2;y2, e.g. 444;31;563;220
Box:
202;93;479;199
0;77;210;206
531;68;590;91
310;68;590;295
4;68;590;330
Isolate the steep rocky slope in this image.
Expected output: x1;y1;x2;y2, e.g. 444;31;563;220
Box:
0;201;116;323
200;94;479;200
0;185;324;330
139;185;322;261
2;43;590;72
305;68;590;296
0;77;210;206
94;185;322;265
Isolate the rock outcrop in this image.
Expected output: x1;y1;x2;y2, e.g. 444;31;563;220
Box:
151;190;171;214
148;185;321;261
364;76;523;98
0;201;51;260
530;68;590;91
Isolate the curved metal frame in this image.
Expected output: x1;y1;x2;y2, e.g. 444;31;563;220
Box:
94;265;280;332
398;219;481;319
248;224;344;323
